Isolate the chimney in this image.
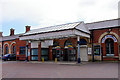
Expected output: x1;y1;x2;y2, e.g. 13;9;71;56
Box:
0;32;3;37
10;28;15;36
25;25;31;32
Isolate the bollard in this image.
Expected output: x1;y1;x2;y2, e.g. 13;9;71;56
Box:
42;57;44;63
55;58;57;63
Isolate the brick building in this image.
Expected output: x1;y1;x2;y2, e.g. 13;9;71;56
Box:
86;19;120;61
0;26;31;60
0;18;120;61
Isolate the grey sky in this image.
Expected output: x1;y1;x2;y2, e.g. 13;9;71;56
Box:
1;0;119;33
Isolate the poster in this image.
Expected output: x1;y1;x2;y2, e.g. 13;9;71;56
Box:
88;48;91;54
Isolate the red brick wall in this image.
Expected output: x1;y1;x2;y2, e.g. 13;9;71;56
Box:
54;37;77;48
3;38;27;60
92;27;120;60
92;28;120;43
49;46;52;60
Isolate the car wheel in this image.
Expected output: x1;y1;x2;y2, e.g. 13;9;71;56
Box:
7;58;10;61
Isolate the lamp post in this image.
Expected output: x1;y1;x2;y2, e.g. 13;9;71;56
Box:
77;36;81;63
91;30;94;62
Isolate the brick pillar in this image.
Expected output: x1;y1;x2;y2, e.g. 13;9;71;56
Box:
49;46;53;60
114;42;118;56
16;40;19;60
101;43;106;56
38;42;41;61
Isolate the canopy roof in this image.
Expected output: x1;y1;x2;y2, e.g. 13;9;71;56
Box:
23;21;90;36
20;22;90;40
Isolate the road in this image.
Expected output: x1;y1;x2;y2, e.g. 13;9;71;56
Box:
2;61;118;78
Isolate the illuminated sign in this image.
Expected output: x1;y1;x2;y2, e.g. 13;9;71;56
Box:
102;35;117;43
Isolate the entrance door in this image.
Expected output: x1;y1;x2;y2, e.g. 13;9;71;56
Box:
105;38;114;56
64;49;76;61
80;47;88;61
64;49;68;61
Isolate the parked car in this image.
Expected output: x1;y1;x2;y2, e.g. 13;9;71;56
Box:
2;54;16;61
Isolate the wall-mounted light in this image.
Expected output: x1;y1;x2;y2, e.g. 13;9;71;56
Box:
109;29;112;31
106;31;110;34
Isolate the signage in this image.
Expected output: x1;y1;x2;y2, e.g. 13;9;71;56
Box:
88;48;91;54
17;51;19;55
102;35;117;43
94;45;100;55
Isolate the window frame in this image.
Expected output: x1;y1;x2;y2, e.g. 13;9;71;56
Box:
19;46;26;55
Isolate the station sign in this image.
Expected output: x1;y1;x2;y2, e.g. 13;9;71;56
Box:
102;35;117;43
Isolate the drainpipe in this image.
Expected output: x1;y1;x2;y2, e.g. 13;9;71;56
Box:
25;41;29;61
91;30;94;62
77;36;81;63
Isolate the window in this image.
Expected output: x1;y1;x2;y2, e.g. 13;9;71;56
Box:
94;45;100;55
13;46;16;54
31;48;38;61
19;47;25;55
80;39;87;45
105;38;114;56
5;46;8;54
41;48;49;61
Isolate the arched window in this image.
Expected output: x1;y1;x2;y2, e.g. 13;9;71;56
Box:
105;38;114;56
80;39;87;45
53;41;59;47
13;46;16;54
5;46;8;54
64;40;72;47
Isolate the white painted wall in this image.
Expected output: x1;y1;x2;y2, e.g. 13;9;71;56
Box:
41;40;53;48
31;41;39;48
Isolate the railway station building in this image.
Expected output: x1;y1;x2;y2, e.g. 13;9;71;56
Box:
0;18;120;62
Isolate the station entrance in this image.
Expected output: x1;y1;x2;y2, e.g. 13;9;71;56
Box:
52;40;76;61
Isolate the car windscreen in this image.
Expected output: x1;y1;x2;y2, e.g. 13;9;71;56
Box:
4;54;10;56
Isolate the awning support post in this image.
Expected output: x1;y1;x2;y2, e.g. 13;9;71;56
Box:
77;36;81;63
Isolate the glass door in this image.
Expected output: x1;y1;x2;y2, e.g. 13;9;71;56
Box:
68;49;76;61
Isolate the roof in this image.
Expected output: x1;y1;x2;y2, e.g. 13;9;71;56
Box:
0;37;2;42
86;18;120;30
2;34;23;41
23;21;90;36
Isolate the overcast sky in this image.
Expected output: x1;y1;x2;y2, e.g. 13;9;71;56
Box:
0;0;119;36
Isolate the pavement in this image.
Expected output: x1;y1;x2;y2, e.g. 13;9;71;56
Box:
2;61;119;78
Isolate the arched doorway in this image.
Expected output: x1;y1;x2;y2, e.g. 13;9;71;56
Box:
105;38;114;56
64;40;76;61
52;41;63;61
